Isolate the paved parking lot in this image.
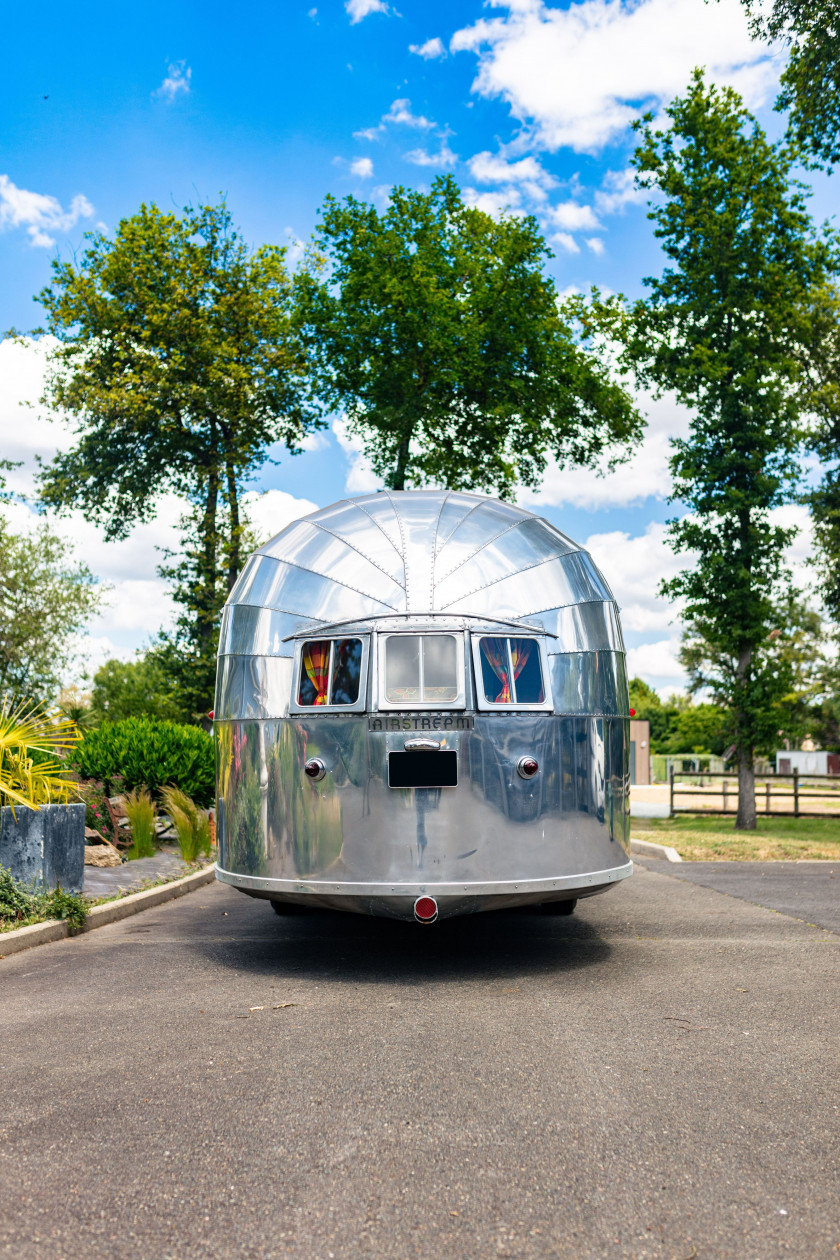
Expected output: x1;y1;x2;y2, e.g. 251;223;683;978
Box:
1;862;838;1259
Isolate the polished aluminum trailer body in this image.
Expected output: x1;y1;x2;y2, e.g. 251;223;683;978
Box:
214;490;631;920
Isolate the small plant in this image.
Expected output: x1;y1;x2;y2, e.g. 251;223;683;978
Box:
160;785;212;862
0;867;88;934
124;786;157;859
0;696;79;812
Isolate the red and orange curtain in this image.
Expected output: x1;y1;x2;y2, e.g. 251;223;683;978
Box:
509;639;532;687
303;641;331;704
482;637;512;703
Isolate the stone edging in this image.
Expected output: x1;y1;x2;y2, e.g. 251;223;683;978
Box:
630;837;683;863
0;864;217;960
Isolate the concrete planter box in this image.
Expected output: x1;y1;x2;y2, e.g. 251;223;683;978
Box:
0;803;85;893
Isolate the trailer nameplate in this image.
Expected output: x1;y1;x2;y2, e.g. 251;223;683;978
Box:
369;714;474;732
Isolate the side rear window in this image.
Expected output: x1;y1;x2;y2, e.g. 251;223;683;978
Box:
478;637;545;706
298;638;363;707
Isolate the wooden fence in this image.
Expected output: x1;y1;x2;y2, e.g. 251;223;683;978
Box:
669;769;840;818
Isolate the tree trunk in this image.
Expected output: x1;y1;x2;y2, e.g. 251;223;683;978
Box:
390;429;412;492
198;460;219;661
735;639;756;830
225;457;241;594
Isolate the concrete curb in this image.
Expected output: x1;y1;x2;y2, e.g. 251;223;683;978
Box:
630;837;683;863
0;864;217;960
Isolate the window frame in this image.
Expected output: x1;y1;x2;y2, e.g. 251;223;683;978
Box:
470;634;553;712
289;635;370;715
377;631;467;711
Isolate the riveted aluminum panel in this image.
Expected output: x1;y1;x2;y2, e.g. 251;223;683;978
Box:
549;651;629;716
230;554;401;621
258;519;406;601
434;514;578;588
440;551;612;618
216;713;630;895
345;493;405;553
223;605;322;657
542;601;625;654
387;490;449;613
433;491;487;553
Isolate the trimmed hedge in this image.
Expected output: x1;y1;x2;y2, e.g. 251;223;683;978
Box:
72;717;215;806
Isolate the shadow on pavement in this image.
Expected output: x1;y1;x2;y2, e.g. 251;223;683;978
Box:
196;902;612;985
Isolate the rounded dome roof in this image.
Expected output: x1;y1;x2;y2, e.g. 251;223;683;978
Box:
226;491;619;647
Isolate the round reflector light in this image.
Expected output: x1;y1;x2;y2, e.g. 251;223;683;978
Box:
304;758;326;781
414;896;438;923
517;756;539;779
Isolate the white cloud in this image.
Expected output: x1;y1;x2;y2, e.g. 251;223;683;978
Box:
548;200;601;231
586;236;605;255
462;186;523;217
410;37;446;59
0;175;94;248
522;388;692;512
467;150;556;188
353;126;383;141
583;520;684;632
346;0;388;21
333;418;380;494
404;143;458;168
552;232;580;254
450;0;781;153
350;156;374;178
385;98;435;129
154;61;191;102
242;489;320;545
595;167;647;215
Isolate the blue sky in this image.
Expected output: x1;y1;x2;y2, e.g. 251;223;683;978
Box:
0;0;827;692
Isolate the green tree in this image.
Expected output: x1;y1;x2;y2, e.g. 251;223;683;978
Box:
296;175;641;494
739;0;840;169
0;520;104;701
35;201;320;718
615;72;831;828
89;653;185;725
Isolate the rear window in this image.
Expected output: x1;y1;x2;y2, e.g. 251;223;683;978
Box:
384;634;459;704
298;638;362;707
478;637;545;705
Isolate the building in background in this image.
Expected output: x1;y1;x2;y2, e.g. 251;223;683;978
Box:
776;750;840;775
629;718;650;785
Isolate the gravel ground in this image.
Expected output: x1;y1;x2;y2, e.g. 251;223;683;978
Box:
0;864;838;1260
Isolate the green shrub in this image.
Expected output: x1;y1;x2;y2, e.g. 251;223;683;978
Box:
161;785;212;863
124;786;157;859
72;718;214;806
0;867;88;934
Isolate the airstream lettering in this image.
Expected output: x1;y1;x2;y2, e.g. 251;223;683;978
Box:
214;490;633;921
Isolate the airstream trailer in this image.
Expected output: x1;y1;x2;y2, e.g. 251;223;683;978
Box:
214;490;632;922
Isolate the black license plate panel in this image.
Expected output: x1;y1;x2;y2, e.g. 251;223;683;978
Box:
388;750;458;789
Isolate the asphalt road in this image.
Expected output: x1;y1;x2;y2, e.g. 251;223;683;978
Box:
1;865;838;1260
644;859;840;934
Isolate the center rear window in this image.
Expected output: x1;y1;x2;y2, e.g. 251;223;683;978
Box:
384;635;459;704
298;638;362;706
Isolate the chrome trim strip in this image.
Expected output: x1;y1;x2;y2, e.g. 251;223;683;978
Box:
214;859;633;899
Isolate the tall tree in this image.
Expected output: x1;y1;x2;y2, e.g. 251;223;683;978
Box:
614;72;831;828
739;0;840;169
295;176;641;495
36;202;320;718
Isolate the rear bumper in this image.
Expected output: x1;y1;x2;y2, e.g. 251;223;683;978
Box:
214;858;633;919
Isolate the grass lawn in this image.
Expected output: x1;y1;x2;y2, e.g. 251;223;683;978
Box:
632;814;840;861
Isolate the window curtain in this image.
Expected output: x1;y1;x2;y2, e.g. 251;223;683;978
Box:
509;640;532;691
482;638;512;703
303;642;331;704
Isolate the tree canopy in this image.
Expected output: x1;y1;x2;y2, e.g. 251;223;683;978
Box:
296;175;642;495
35;201;320;717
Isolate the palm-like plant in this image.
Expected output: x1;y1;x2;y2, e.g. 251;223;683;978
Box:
0;696;80;813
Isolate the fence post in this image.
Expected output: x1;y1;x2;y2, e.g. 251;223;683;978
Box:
723;778;728;812
794;768;799;818
765;780;770;814
669;764;674;816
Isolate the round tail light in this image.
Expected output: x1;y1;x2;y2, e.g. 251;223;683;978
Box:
413;896;438;924
304;758;326;781
517;756;539;779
